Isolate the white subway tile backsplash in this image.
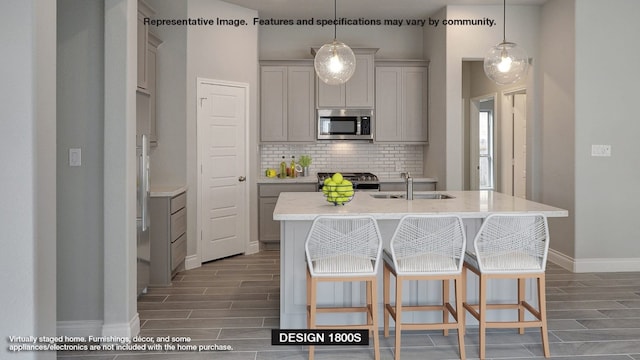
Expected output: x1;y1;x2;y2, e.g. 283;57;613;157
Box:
260;142;424;179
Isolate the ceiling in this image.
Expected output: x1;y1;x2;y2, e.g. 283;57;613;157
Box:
221;0;547;19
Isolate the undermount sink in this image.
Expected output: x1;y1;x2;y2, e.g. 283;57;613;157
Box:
370;193;455;200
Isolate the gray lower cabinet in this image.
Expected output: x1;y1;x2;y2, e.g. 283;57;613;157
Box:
150;191;187;286
259;183;317;243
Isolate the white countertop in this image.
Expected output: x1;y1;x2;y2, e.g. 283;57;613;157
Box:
150;185;187;197
273;190;568;220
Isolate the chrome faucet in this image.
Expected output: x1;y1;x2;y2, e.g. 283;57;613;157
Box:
405;172;413;200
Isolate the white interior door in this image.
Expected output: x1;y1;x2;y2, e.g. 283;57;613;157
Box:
198;79;248;263
512;93;527;198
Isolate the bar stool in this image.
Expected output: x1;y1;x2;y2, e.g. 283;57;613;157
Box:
383;215;467;360
463;213;551;359
305;215;383;360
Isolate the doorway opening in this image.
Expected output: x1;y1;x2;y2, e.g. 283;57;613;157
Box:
469;96;496;190
462;60;528;196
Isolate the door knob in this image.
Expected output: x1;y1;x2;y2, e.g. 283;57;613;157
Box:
238;176;246;182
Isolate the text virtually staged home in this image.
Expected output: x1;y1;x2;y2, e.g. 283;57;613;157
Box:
2;0;640;359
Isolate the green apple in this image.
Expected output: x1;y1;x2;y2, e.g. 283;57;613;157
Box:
325;179;336;192
331;172;343;184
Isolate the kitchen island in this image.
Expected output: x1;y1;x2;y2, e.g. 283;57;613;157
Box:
273;190;568;328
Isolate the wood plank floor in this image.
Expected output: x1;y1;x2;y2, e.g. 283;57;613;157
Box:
58;250;640;359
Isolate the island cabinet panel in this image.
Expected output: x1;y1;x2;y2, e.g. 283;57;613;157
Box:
280;218;496;328
375;62;429;143
258;183;317;243
150;191;187;286
316;51;376;109
260;62;315;143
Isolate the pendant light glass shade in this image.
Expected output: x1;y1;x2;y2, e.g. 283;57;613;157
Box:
484;0;529;85
483;41;529;85
314;0;356;85
314;40;356;85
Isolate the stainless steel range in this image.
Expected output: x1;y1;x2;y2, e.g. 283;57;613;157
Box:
317;172;380;192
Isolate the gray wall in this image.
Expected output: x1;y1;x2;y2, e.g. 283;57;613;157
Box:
1;1;57;359
146;0;187;187
57;0;105;324
423;7;448;187
574;0;640;263
259;18;424;60
540;0;576;258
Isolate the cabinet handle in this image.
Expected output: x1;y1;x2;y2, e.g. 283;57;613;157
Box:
238;176;246;182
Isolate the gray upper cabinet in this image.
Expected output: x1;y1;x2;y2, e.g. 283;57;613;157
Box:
375;61;429;143
147;32;161;146
137;0;154;90
315;49;377;109
260;62;315;143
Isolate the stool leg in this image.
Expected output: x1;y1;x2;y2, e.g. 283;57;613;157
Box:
394;276;403;360
518;278;525;335
366;280;373;326
308;275;317;360
383;263;390;338
443;279;450;336
461;265;467;337
306;268;311;331
479;274;487;360
370;277;380;360
538;275;550;358
455;276;466;360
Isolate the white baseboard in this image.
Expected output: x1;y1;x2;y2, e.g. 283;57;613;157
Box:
246;241;259;255
57;320;103;337
101;313;140;337
548;249;575;272
548;248;640;273
184;254;200;270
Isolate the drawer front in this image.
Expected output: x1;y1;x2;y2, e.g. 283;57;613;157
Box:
170;192;187;214
171;233;187;271
259;183;317;197
170;207;187;241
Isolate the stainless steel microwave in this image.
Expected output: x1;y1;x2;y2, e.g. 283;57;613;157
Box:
317;109;374;140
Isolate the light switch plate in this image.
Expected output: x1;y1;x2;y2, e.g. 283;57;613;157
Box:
69;148;82;166
591;144;611;157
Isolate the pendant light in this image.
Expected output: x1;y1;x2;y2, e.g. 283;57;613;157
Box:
314;0;356;85
483;0;529;85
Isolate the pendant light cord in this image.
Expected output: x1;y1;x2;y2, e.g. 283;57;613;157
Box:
333;0;337;40
502;0;506;43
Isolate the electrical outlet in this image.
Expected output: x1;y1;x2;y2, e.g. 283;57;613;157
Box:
591;144;611;157
395;162;402;172
69;148;82;166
